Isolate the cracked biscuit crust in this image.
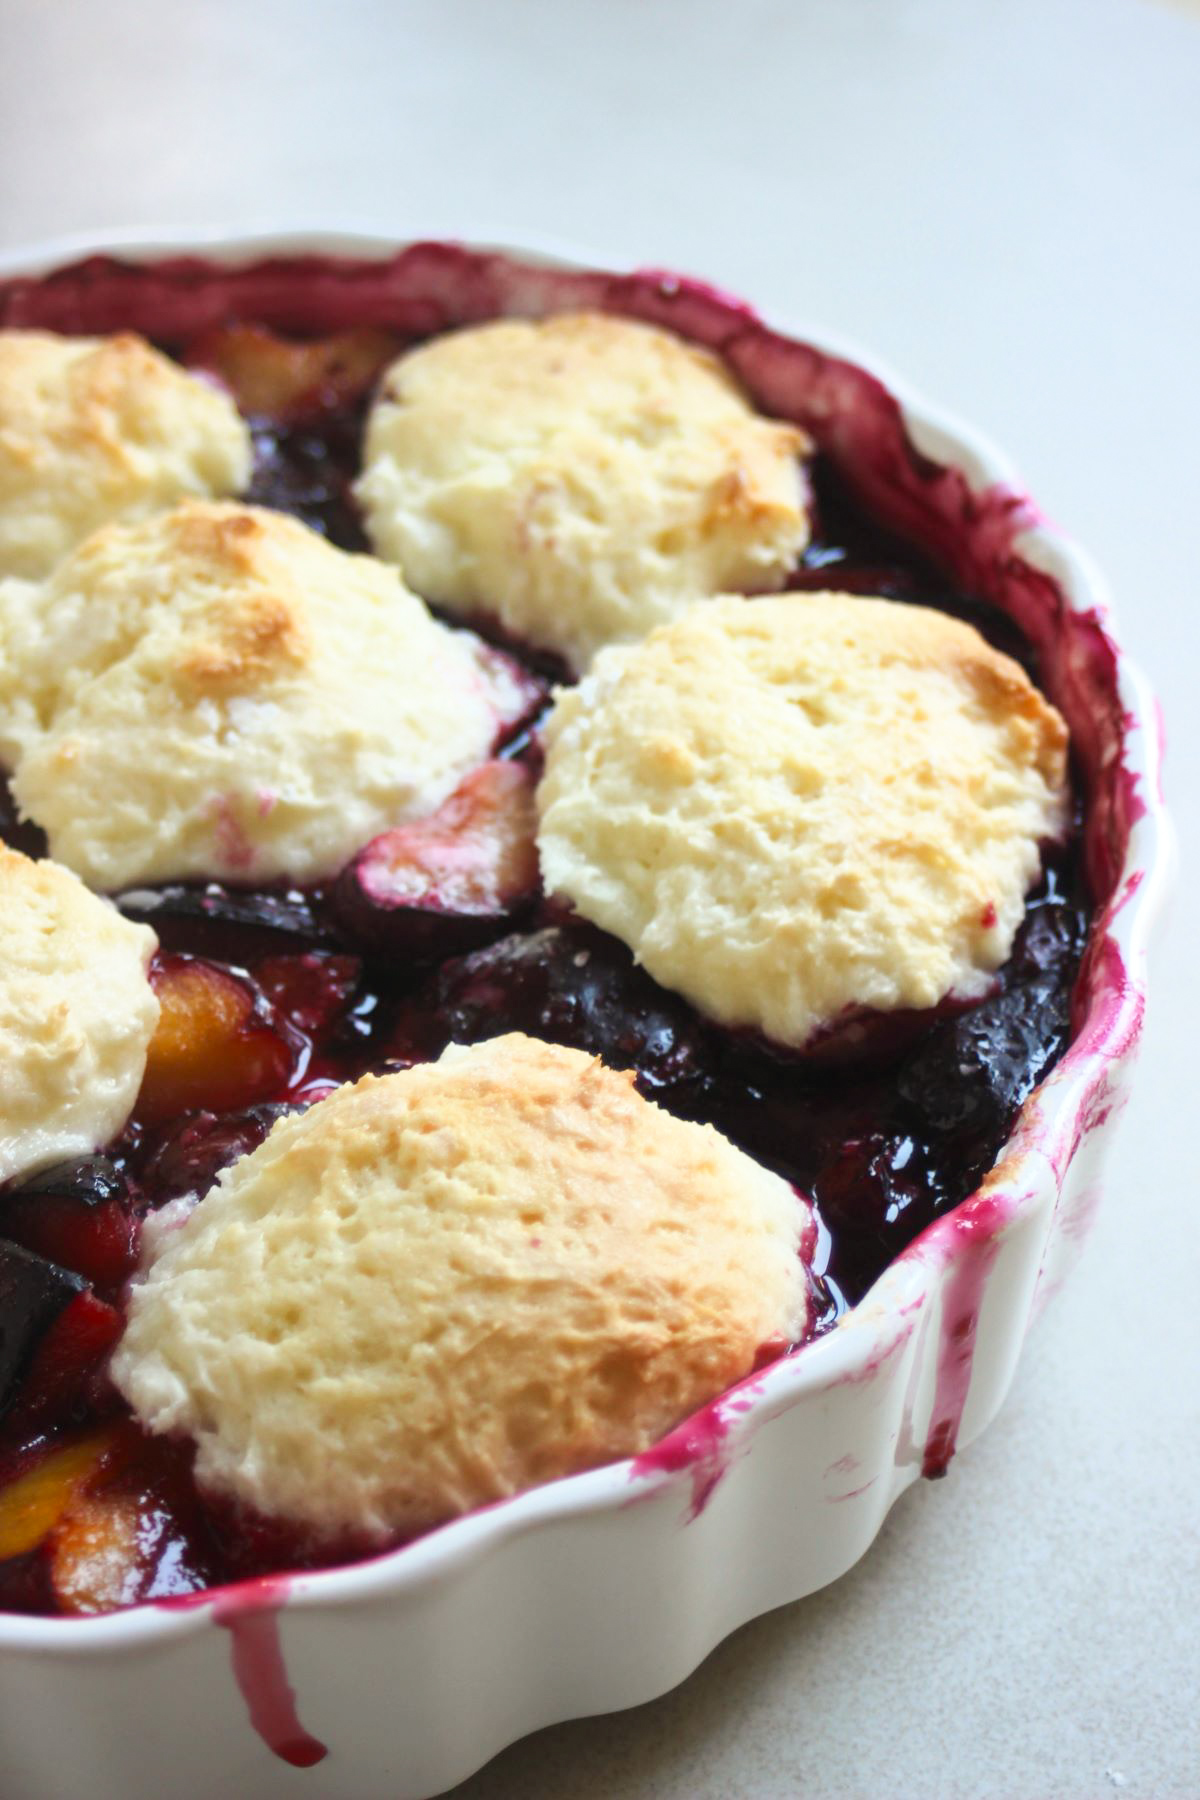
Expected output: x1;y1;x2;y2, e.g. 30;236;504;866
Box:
0;501;532;888
536;592;1069;1050
357;311;811;672
113;1032;811;1541
0;330;252;578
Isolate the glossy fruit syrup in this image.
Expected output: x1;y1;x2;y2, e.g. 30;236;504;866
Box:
0;327;1090;1616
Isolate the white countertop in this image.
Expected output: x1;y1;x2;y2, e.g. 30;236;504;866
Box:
1;0;1196;1793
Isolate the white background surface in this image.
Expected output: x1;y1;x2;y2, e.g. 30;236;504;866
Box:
1;1;1196;1795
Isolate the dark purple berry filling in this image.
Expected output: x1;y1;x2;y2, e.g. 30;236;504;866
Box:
0;304;1090;1615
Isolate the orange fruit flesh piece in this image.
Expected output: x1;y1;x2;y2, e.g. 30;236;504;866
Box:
49;1490;143;1616
137;960;288;1123
0;1427;125;1563
189;323;399;416
380;762;539;910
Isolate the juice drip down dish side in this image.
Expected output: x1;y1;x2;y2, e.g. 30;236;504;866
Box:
0;242;1153;1702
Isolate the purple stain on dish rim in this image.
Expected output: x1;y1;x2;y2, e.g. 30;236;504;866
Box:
630;1367;770;1520
161;1576;327;1768
916;1190;1012;1478
826;1478;879;1505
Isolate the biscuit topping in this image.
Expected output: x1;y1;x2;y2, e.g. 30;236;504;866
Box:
112;1033;811;1542
357;311;811;671
0;502;538;889
0;848;158;1183
0;330;252;578
536;592;1069;1050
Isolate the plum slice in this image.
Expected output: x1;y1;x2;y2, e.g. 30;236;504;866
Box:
6;1289;123;1433
47;1438;215;1613
391;921;712;1095
0;1427;126;1564
186;323;402;420
136;955;293;1125
336;760;540;957
115;881;335;958
254;952;361;1036
47;1487;144;1614
138;1103;297;1205
1;1157;137;1292
0;1425;212;1613
0;1240;88;1419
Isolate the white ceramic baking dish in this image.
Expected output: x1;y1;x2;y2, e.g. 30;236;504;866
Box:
0;232;1172;1800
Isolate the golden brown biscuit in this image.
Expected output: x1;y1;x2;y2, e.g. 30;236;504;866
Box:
537;592;1069;1049
357;312;811;671
113;1033;811;1541
0;330;251;577
0;846;158;1182
1;502;533;889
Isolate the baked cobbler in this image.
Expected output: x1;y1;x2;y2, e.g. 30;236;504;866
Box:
0;279;1089;1618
